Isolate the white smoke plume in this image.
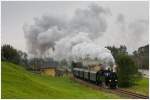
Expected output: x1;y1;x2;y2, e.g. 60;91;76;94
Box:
23;15;68;56
23;3;111;56
23;3;148;66
54;32;114;66
71;42;115;65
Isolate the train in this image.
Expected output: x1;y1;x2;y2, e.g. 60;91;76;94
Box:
72;62;118;89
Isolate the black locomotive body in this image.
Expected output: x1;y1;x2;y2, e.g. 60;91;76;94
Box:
72;63;118;89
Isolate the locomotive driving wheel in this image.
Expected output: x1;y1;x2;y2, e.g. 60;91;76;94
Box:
102;82;108;88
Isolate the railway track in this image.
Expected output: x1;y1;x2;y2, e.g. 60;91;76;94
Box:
70;76;149;99
115;88;149;99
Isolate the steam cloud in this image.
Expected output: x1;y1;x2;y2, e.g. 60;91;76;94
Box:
115;14;148;52
23;3;148;66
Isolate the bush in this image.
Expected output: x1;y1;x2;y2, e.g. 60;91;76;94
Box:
116;54;138;87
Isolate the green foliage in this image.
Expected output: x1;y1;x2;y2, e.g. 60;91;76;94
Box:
2;61;122;99
1;44;20;64
127;78;149;96
1;44;28;66
116;54;138;87
106;45;128;61
106;45;143;87
133;44;149;69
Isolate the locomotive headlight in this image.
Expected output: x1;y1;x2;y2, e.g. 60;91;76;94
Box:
109;80;111;82
115;80;117;81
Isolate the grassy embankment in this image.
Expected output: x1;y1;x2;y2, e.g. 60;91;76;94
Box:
126;77;149;96
2;61;148;98
2;61;122;99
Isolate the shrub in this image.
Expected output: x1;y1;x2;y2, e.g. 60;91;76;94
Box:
116;54;138;87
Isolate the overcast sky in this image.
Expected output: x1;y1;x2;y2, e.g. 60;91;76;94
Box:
2;1;149;54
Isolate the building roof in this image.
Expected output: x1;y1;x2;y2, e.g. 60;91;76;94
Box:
39;62;59;69
40;66;56;69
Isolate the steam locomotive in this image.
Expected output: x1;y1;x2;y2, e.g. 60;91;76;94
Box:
72;62;118;89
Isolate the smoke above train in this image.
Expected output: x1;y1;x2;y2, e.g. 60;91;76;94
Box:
23;3;148;67
54;32;115;66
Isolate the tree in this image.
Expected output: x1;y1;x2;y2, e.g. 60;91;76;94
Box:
18;50;28;67
1;44;21;64
116;54;138;87
106;45;128;61
1;44;28;67
133;44;149;69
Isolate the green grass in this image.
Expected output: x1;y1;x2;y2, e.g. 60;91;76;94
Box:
125;77;149;96
2;61;122;99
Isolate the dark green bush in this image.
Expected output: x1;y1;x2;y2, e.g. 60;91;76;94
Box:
116;54;138;87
